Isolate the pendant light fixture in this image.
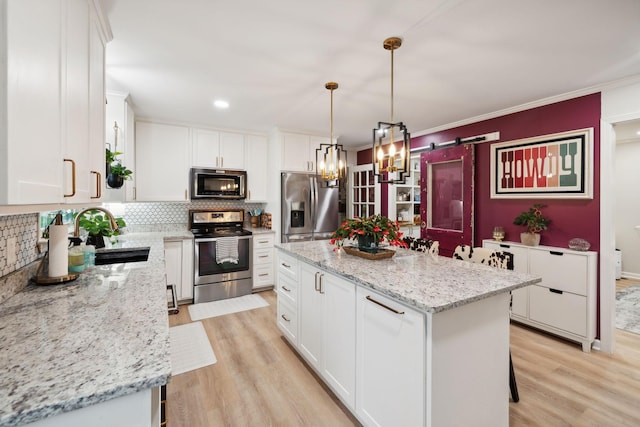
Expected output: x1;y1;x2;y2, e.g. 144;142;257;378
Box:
372;37;411;184
316;81;347;187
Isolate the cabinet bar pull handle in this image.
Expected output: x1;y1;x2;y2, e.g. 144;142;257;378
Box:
258;273;268;277
550;251;564;256
258;240;269;243
314;271;320;292
499;244;510;248
319;273;324;294
90;171;101;199
549;288;563;294
365;295;404;314
282;263;291;268
281;314;290;322
282;286;291;292
63;158;76;197
259;255;269;258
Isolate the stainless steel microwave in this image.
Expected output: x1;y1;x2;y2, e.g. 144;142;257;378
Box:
190;168;247;199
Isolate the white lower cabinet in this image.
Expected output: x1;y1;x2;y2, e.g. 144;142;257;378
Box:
277;250;513;427
298;262;356;408
252;232;275;290
164;238;194;302
276;251;300;345
26;387;158;427
483;240;597;352
355;286;425;427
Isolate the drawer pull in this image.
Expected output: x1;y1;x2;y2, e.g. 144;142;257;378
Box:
281;314;291;322
258;273;269;277
499;244;510;248
282;285;291;292
365;295;404;315
549;251;564;256
282;263;291;268
258;239;270;244
259;255;269;258
549;288;563;294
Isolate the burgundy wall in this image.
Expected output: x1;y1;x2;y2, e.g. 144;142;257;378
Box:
358;93;601;252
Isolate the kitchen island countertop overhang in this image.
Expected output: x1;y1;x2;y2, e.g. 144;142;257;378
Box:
276;240;541;313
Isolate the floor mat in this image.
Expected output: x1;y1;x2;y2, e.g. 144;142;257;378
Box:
616;285;640;335
188;293;269;321
169;321;217;375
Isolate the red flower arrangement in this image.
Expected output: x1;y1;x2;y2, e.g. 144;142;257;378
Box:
330;214;407;250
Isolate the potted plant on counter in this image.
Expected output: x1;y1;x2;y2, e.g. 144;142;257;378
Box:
513;203;550;246
330;214;407;253
74;210;126;248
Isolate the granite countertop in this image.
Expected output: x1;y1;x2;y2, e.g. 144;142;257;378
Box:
0;230;192;427
276;240;541;314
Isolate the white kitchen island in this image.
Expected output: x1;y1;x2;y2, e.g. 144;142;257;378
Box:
276;241;541;427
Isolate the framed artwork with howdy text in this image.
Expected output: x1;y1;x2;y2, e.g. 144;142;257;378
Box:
490;128;593;199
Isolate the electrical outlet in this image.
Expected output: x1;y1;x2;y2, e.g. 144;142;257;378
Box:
7;237;17;266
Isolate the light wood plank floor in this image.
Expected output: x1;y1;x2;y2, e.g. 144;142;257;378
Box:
616;277;640;292
168;290;640;426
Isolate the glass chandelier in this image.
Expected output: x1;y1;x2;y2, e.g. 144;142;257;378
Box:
316;81;347;187
372;37;411;185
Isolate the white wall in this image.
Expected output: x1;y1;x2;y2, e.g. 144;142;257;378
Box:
614;140;640;278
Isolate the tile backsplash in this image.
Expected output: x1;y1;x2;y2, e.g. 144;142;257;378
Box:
0;213;39;278
0;201;268;294
103;200;266;227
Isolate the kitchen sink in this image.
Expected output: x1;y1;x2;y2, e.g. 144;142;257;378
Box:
95;246;150;265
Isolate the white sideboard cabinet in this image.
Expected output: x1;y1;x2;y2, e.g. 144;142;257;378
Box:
483;240;597;352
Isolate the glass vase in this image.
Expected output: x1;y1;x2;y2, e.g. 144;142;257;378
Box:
358;235;379;253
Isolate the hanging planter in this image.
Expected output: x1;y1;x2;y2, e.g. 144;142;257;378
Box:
105;148;132;189
107;173;125;189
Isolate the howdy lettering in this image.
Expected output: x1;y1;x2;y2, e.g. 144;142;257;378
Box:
499;141;580;190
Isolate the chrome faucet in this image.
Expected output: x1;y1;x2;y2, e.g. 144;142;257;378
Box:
74;207;120;237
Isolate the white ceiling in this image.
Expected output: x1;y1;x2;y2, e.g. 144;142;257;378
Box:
100;0;640;148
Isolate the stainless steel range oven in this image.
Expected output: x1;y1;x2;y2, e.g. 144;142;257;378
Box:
189;209;253;303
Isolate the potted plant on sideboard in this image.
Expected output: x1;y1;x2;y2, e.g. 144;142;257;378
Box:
513;204;550;246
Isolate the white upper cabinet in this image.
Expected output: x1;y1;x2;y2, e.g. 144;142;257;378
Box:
192;129;245;170
1;0;64;204
281;132;329;172
135;121;190;201
0;0;110;205
245;134;268;201
87;5;107;201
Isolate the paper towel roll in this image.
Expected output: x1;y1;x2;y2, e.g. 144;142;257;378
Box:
48;224;68;277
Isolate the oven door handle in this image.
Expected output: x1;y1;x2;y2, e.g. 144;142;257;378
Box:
194;235;253;243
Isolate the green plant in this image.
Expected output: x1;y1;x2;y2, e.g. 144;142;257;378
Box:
330;214;407;249
105;148;123;164
105;148;132;179
74;210;126;239
108;162;133;180
513;204;550;234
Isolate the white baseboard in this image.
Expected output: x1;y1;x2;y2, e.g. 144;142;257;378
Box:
620;271;640;280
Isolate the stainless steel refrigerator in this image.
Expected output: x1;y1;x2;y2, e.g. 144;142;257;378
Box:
281;172;339;243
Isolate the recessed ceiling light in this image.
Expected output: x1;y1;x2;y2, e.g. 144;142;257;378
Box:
636;130;640;135
213;99;229;109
